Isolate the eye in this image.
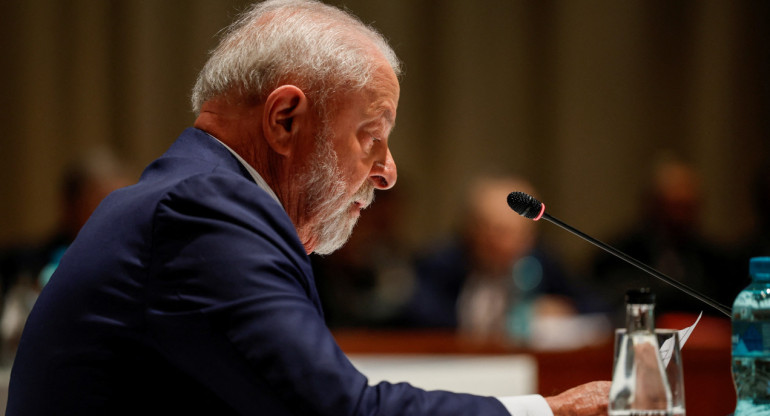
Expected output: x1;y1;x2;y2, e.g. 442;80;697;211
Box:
362;134;380;153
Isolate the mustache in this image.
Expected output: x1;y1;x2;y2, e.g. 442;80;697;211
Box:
353;181;376;209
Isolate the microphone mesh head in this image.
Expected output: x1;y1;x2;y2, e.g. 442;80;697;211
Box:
507;191;543;219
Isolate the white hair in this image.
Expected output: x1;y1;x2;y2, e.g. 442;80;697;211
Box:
191;0;401;114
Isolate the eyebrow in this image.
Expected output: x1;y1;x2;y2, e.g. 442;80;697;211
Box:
365;99;396;132
371;103;394;127
382;109;395;130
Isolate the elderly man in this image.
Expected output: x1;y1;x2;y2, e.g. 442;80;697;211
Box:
7;1;608;415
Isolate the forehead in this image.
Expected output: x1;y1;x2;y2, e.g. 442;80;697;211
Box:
363;64;400;120
327;63;400;128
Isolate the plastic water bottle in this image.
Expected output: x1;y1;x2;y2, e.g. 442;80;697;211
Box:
732;257;770;415
609;288;672;415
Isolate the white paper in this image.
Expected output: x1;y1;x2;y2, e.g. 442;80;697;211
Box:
659;311;702;367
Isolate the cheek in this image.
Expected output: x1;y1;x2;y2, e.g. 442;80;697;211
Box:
334;152;371;192
330;129;376;194
345;164;372;194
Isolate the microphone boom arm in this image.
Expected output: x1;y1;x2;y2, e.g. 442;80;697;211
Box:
541;212;733;318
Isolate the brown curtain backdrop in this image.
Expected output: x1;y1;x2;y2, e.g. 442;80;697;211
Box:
1;0;768;271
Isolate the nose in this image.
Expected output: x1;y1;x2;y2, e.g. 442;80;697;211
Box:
369;148;397;190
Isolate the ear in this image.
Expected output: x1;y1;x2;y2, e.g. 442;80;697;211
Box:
263;85;309;156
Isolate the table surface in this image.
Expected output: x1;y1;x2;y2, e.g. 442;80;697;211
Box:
333;313;736;416
348;354;537;396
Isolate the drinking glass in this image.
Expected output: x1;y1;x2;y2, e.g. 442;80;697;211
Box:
612;328;685;415
655;329;685;416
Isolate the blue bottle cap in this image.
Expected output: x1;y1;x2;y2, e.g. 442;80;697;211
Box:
750;257;770;281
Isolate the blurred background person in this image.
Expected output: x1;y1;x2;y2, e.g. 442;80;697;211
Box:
0;148;132;363
726;158;770;311
311;189;416;328
741;159;770;260
590;154;740;326
398;174;609;349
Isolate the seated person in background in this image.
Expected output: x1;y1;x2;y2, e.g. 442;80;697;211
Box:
0;148;131;363
741;159;770;262
311;189;416;328
591;154;739;326
400;175;608;348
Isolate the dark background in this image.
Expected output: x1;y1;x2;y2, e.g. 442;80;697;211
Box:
1;0;768;276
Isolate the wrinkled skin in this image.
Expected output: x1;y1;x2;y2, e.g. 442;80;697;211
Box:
546;381;611;416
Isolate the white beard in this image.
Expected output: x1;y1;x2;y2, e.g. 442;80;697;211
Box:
298;128;375;255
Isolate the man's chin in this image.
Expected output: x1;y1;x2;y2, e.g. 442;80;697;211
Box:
312;237;347;256
310;216;359;255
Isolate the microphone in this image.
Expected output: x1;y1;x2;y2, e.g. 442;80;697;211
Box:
507;191;732;318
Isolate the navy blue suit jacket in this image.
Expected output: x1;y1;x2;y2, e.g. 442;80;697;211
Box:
7;128;509;416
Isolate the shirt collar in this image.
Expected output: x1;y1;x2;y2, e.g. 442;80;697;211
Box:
207;134;282;206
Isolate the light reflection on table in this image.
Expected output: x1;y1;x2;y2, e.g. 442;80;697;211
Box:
349;354;537;396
